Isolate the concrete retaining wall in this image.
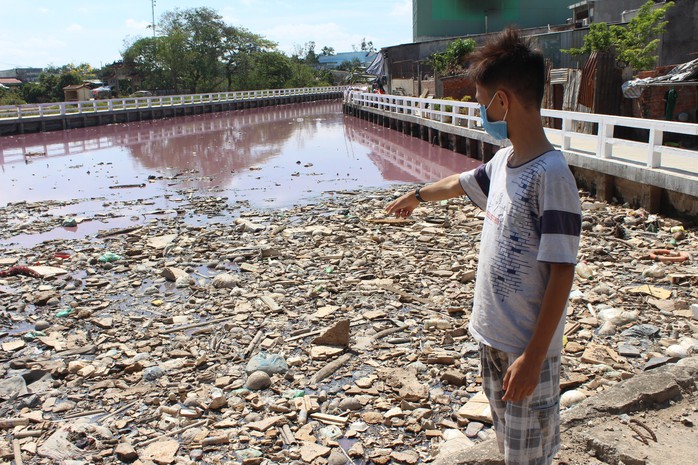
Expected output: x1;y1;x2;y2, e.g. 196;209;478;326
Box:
0;92;342;137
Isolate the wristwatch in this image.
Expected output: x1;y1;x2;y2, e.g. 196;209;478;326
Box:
415;187;426;203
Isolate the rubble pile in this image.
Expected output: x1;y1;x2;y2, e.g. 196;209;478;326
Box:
0;187;696;465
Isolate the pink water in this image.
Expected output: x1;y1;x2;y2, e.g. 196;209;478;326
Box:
0;100;480;246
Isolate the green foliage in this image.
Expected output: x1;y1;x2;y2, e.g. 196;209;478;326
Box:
563;1;674;71
428;38;476;76
248;52;293;89
0;88;26;105
222;26;276;91
19;69;84;103
320;46;335;56
336;58;363;72
565;22;616;55
157;7;227;92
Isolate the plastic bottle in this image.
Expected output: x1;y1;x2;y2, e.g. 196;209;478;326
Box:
575;262;594;280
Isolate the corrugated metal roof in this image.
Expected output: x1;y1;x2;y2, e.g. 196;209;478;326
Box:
318;52;377;68
550;68;570;84
63;84;91;90
623;58;698;98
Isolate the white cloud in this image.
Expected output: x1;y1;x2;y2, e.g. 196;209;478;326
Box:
0;34;66;67
66;24;83;32
390;0;412;18
260;22;367;54
221;7;240;25
125;19;151;31
37;7;49;14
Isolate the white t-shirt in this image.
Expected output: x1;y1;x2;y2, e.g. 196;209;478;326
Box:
459;147;582;356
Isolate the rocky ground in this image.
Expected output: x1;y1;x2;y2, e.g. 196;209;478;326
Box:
0;186;697;465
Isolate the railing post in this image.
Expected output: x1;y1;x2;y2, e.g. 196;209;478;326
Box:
468;106;476;129
596;118;614;158
108;100;114;111
561;117;571;150
648;129;663;168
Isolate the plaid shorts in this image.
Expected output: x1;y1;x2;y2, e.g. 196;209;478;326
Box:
480;344;561;465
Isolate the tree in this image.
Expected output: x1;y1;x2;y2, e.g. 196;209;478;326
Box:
123;36;169;91
360;37;375;53
337;58;363;72
221;26;276;91
248;51;293;89
120;6;332;92
20;69;83;103
292;41;320;65
428;38;476;76
159;7;227;92
320;46;335;56
0;87;25;105
563;1;674;71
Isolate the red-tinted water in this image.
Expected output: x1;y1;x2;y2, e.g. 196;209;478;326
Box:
0;100;480;246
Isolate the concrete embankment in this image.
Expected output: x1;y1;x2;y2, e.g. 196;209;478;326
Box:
0;92;342;136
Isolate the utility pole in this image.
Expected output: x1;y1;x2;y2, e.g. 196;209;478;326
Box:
151;0;156;37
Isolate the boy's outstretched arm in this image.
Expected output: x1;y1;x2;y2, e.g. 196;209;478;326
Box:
385;173;465;218
501;262;575;402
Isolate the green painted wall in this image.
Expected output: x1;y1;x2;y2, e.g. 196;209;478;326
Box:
413;0;573;41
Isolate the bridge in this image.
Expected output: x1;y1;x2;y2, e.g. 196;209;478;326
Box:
344;91;698;216
0;86;344;136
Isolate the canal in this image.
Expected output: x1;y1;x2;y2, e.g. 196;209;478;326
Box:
0;100;480;247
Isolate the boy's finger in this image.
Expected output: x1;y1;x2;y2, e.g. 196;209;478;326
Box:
502;369;510;392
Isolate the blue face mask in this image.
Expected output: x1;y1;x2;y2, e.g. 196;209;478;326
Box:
480;92;508;141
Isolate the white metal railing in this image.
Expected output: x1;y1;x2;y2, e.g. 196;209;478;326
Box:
0;86;345;121
346;91;698;174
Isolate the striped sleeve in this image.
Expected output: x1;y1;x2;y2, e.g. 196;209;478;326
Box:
459;163;490;210
536;164;582;264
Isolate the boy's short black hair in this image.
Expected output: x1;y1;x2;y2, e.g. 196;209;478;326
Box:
468;27;545;108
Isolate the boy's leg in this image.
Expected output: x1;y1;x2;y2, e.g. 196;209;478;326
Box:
480;344;561;465
479;344;508;453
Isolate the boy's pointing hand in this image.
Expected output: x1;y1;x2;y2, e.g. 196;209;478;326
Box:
385;192;419;218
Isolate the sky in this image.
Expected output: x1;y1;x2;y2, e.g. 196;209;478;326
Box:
0;0;413;70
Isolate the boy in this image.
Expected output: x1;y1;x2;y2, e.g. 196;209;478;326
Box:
385;28;582;465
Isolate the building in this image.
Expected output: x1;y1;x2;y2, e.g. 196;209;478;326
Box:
0;68;44;83
63;84;92;102
412;0;573;42
0;78;23;88
317;52;377;70
569;0;662;25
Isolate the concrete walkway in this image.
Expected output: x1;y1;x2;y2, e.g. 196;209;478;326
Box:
546;130;698;179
